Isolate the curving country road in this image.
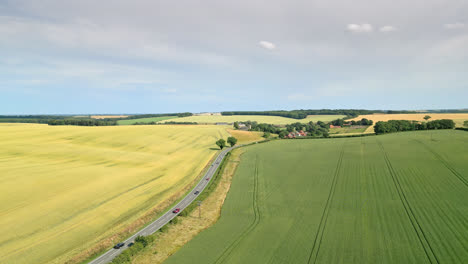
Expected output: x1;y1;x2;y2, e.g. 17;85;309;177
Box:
88;145;239;264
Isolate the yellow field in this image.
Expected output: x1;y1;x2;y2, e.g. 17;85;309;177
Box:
167;115;345;125
351;113;468;132
226;129;265;144
0;124;228;264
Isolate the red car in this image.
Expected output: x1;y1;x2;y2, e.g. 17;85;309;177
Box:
172;208;180;213
206;177;210;181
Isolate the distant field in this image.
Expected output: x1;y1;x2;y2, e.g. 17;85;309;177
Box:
91;115;129;119
351;113;468;132
169;115;345;125
0;124;228;264
117;116;178;125
166;130;468;263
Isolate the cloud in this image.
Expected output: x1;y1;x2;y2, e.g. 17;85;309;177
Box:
380;26;397;32
259;41;276;50
444;23;465;29
346;24;373;33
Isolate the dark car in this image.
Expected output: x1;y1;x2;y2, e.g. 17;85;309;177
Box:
128;242;134;247
194;191;200;195
172;208;180;213
113;242;125;249
206;177;210;181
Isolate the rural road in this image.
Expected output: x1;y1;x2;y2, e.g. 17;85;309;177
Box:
88;145;239;264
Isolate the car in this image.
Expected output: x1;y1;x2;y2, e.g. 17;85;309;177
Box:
172;208;180;213
113;242;125;249
206;177;210;181
194;191;200;195
128;242;134;247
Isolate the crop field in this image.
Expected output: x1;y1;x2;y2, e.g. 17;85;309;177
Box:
117;116;178;125
350;113;468;132
166;130;468;264
226;129;265;144
0;124;228;264
167;115;345;125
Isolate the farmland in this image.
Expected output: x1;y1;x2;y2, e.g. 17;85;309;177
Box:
117;116;178;125
226;129;265;144
0;124;228;264
350;113;468;132
165;130;468;263
165;115;345;125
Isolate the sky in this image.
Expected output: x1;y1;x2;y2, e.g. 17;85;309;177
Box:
0;0;467;114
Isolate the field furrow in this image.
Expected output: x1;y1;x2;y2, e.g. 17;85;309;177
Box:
307;143;345;264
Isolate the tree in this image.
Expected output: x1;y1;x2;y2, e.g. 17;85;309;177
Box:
424;115;431;121
279;130;288;138
227;137;237;147
216;139;226;149
233;122;239;129
262;132;270;138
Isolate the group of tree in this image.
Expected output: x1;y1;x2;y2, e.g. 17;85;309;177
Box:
374;119;455;134
350;118;373;126
221;109;417;119
0;115;69;124
329;118;373;126
282;121;329;138
215;137;237;149
48;119;117;126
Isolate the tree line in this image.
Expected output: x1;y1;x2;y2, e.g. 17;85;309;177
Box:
221;109;416;119
48;119;117;126
330;118;373;126
374;119;455;134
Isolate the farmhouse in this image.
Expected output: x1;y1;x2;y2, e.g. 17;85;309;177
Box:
285;130;308;138
329;124;341;128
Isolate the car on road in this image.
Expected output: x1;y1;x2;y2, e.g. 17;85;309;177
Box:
113;242;125;249
206;177;210;181
128;242;134;247
172;208;180;213
194;191;200;195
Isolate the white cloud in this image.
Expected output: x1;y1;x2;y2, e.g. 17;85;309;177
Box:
346;24;373;33
259;41;276;50
380;26;397;32
444;23;465;29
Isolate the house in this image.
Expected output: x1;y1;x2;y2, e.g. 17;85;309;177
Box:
329;124;341;129
285;130;308;138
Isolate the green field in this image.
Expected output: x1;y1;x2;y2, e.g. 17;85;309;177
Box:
0;124;228;264
166;115;345;125
165;130;468;263
329;126;369;135
117;116;178;125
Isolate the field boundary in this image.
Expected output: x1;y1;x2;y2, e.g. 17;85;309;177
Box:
377;139;439;264
307;143;345;264
212;155;261;264
412;139;468;188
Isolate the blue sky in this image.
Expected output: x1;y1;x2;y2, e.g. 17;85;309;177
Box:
1;0;467;114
